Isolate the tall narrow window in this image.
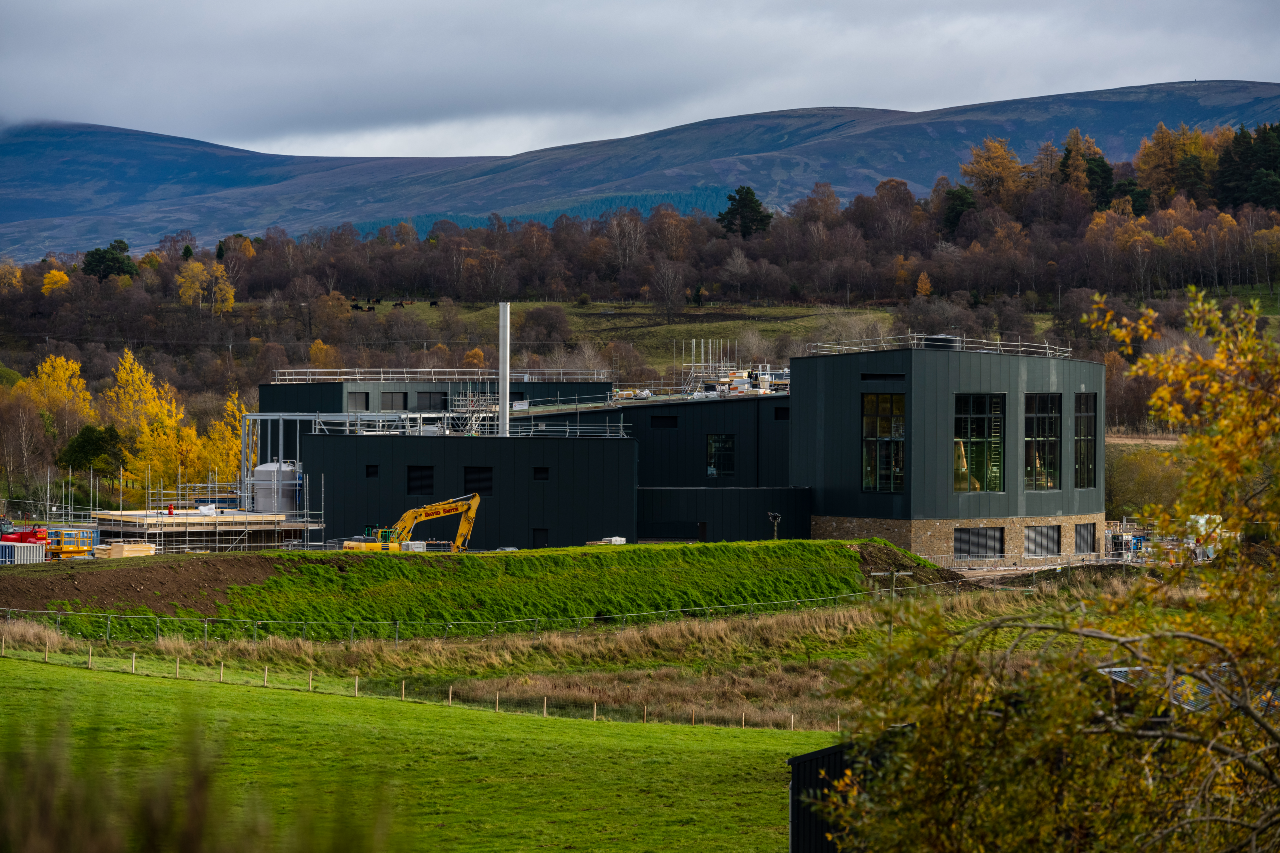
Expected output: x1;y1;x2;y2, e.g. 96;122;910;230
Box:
1074;393;1097;489
862;393;905;492
954;394;1004;492
707;435;735;478
1024;394;1062;490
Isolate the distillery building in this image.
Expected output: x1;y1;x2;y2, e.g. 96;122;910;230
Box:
249;329;1104;562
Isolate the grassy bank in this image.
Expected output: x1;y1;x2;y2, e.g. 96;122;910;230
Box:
43;541;914;637
0;657;827;851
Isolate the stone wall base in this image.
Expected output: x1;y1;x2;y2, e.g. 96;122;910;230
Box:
812;512;1106;567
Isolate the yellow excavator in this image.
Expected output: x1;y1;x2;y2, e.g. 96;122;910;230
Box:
342;493;481;553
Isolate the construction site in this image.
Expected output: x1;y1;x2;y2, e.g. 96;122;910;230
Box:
0;308;1128;564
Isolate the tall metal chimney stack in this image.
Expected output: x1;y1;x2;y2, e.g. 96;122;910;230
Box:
498;302;510;437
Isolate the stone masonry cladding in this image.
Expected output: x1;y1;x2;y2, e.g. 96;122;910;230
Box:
811;512;1106;567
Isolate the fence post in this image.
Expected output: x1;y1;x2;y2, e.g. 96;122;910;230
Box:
544;697;547;717
495;691;499;712
395;620;399;649
203;620;208;651
355;675;359;697
253;622;258;645
593;702;597;722
349;624;354;645
106;615;112;645
155;617;160;642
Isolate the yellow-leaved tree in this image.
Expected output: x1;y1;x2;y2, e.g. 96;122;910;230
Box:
211;262;234;315
960;137;1024;214
309;340;343;370
0;258;21;291
194;392;248;478
914;272;932;298
16;355;95;443
176;261;210;307
101;350;194;499
41;270;69;296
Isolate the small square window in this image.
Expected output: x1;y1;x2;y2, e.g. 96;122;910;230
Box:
417;391;448;411
532;467;550;481
651;415;678;429
365;464;379;478
348;392;369;412
464;466;494;496
381;392;407;411
407;465;434;495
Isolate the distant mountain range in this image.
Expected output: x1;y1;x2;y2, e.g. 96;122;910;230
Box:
3;80;1280;260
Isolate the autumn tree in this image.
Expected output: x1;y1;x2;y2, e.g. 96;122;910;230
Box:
40;270;69;296
960;138;1023;214
176;260;210;307
309;340;343;370
16;355;95;444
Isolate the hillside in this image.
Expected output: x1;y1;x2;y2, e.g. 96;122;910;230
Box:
4;80;1280;260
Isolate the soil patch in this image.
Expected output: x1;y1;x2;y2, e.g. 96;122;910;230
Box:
0;553;281;615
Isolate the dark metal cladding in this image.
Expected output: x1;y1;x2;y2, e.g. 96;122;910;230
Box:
300;433;638;549
787;743;848;853
789;349;1105;521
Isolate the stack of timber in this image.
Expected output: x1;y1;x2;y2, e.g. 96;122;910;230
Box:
93;541;157;559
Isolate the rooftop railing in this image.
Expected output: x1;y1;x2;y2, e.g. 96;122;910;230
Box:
271;368;615;384
806;333;1073;359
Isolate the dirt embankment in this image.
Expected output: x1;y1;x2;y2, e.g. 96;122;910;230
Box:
0;554;281;615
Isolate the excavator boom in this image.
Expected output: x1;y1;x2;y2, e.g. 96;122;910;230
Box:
343;493;481;553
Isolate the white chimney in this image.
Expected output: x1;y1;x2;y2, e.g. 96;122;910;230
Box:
499;302;510;437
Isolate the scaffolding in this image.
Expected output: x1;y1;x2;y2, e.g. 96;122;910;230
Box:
92;478;323;554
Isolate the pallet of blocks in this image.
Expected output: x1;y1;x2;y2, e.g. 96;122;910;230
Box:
93;541;157;559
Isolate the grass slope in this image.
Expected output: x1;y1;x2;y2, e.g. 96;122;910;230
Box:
212;540;875;628
0;657;827;851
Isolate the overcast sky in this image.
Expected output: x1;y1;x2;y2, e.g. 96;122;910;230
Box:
3;0;1278;158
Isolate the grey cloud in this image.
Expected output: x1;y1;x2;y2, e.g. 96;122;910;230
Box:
1;0;1278;156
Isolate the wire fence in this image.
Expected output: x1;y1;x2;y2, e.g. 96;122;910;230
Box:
0;561;1145;648
0;561;1148;732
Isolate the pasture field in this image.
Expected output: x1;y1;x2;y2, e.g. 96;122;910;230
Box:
0;656;828;852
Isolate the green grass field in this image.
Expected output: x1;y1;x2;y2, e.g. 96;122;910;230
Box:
0;656;828;852
396;300;894;369
47;541;897;642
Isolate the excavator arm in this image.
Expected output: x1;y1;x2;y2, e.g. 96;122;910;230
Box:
387;493;481;552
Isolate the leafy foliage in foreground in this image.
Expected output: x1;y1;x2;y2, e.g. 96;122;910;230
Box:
817;291;1280;852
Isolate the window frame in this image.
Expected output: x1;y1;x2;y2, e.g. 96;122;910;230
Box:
953;393;1005;493
1074;393;1097;489
706;434;736;478
861;393;906;493
1023;393;1062;491
463;466;494;497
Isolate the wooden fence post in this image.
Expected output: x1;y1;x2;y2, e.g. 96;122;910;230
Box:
131;652;134;672
219;662;223;683
264;665;268;687
543;697;547;717
88;643;92;670
593;702;597;722
448;685;452;706
495;691;499;712
176;657;180;678
401;680;405;700
308;670;312;691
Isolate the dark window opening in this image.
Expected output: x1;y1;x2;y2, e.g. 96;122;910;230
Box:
954;394;1005;492
532;528;549;548
861;373;906;382
365;464;379;478
954;527;1004;559
381;392;407;411
1025;525;1061;556
707;434;735;478
511;391;526;402
651;415;678;429
407;466;434;496
1024;393;1062;491
862;393;905;492
464;466;494;496
1074;393;1097;489
1075;523;1096;555
774;406;791;421
418;391;448;411
532;467;550;481
348;392;369;412
697;521;708;542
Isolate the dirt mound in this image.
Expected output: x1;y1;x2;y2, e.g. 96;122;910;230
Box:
851;541;983;591
0;553;281;615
